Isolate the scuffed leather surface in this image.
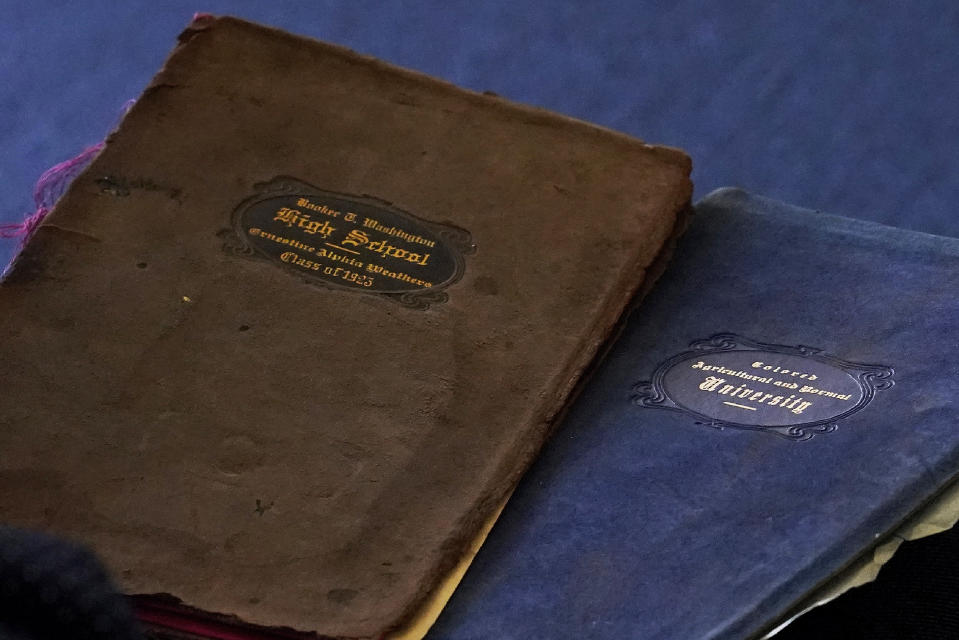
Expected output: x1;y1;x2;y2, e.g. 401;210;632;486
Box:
0;17;690;639
430;188;959;639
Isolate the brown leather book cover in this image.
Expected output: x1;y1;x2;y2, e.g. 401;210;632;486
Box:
0;15;691;639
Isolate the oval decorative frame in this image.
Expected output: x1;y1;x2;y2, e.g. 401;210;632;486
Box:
632;333;895;441
222;177;474;310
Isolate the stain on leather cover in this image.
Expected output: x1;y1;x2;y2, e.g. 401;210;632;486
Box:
0;15;691;639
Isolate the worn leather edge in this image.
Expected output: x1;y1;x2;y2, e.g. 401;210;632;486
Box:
134;200;694;640
177;15;691;173
384;202;694;639
120;15;695;639
5;14;694;639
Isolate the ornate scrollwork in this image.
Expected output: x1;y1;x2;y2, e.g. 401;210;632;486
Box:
222;177;473;310
633;334;895;442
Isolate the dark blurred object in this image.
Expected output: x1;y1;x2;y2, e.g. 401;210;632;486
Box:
0;526;142;640
777;523;959;640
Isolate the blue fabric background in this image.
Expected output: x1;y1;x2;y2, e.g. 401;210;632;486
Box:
2;2;958;269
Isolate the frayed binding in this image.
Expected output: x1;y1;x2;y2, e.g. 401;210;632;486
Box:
1;98;135;250
0;143;105;244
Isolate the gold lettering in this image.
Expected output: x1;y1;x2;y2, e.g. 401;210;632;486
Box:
699;376;725;391
342;229;370;247
274;207;300;227
792;401;813;414
296;198;341;217
298;218;335;238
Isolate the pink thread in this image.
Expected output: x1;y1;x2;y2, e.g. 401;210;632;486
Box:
134;598;317;640
0;143;105;243
1;100;135;247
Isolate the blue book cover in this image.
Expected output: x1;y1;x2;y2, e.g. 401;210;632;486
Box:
429;188;959;639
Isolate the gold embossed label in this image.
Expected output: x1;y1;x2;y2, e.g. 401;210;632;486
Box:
632;334;894;440
224;177;473;309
